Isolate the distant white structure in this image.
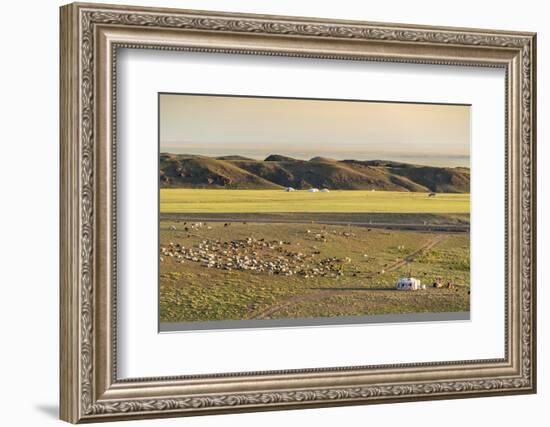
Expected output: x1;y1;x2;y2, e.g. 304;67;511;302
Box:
284;187;295;192
320;188;330;192
308;188;319;192
396;277;422;291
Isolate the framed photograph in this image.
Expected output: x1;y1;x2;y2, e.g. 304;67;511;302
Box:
60;2;537;423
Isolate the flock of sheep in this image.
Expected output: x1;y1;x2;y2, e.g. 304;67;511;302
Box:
160;235;354;279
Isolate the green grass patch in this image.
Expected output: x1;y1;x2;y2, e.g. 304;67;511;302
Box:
160;189;470;214
159;221;470;322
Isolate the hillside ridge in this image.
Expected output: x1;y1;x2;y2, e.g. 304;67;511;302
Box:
160;153;470;193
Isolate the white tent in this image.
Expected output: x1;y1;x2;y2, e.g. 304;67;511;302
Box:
308;188;319;192
284;187;295;192
320;188;330;192
396;277;422;291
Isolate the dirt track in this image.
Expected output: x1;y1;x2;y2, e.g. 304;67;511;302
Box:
248;235;449;320
160;214;468;233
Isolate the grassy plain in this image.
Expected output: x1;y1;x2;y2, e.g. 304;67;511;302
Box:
160;220;470;323
159;189;470;324
160;189;470;214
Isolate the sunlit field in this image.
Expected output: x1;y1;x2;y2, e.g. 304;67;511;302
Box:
160;189;470;214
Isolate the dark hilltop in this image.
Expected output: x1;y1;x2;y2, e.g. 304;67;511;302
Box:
160;153;470;193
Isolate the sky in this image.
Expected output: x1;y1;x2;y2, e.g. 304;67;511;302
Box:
160;93;470;167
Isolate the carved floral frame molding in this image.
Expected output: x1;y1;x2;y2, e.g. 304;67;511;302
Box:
60;2;536;423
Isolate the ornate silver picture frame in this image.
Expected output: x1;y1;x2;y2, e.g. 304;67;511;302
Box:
60;2;536;423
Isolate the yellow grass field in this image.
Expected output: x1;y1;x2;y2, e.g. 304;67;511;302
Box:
160;189;470;214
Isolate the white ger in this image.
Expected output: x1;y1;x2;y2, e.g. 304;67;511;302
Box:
396;277;423;291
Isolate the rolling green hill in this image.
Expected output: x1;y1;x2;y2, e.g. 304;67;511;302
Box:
159;153;470;193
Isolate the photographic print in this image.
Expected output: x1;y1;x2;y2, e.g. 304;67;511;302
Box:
158;93;471;331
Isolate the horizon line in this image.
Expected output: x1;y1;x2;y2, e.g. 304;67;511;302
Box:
159;152;470;168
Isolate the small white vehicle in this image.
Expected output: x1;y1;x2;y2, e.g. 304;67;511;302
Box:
396;277;422;291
